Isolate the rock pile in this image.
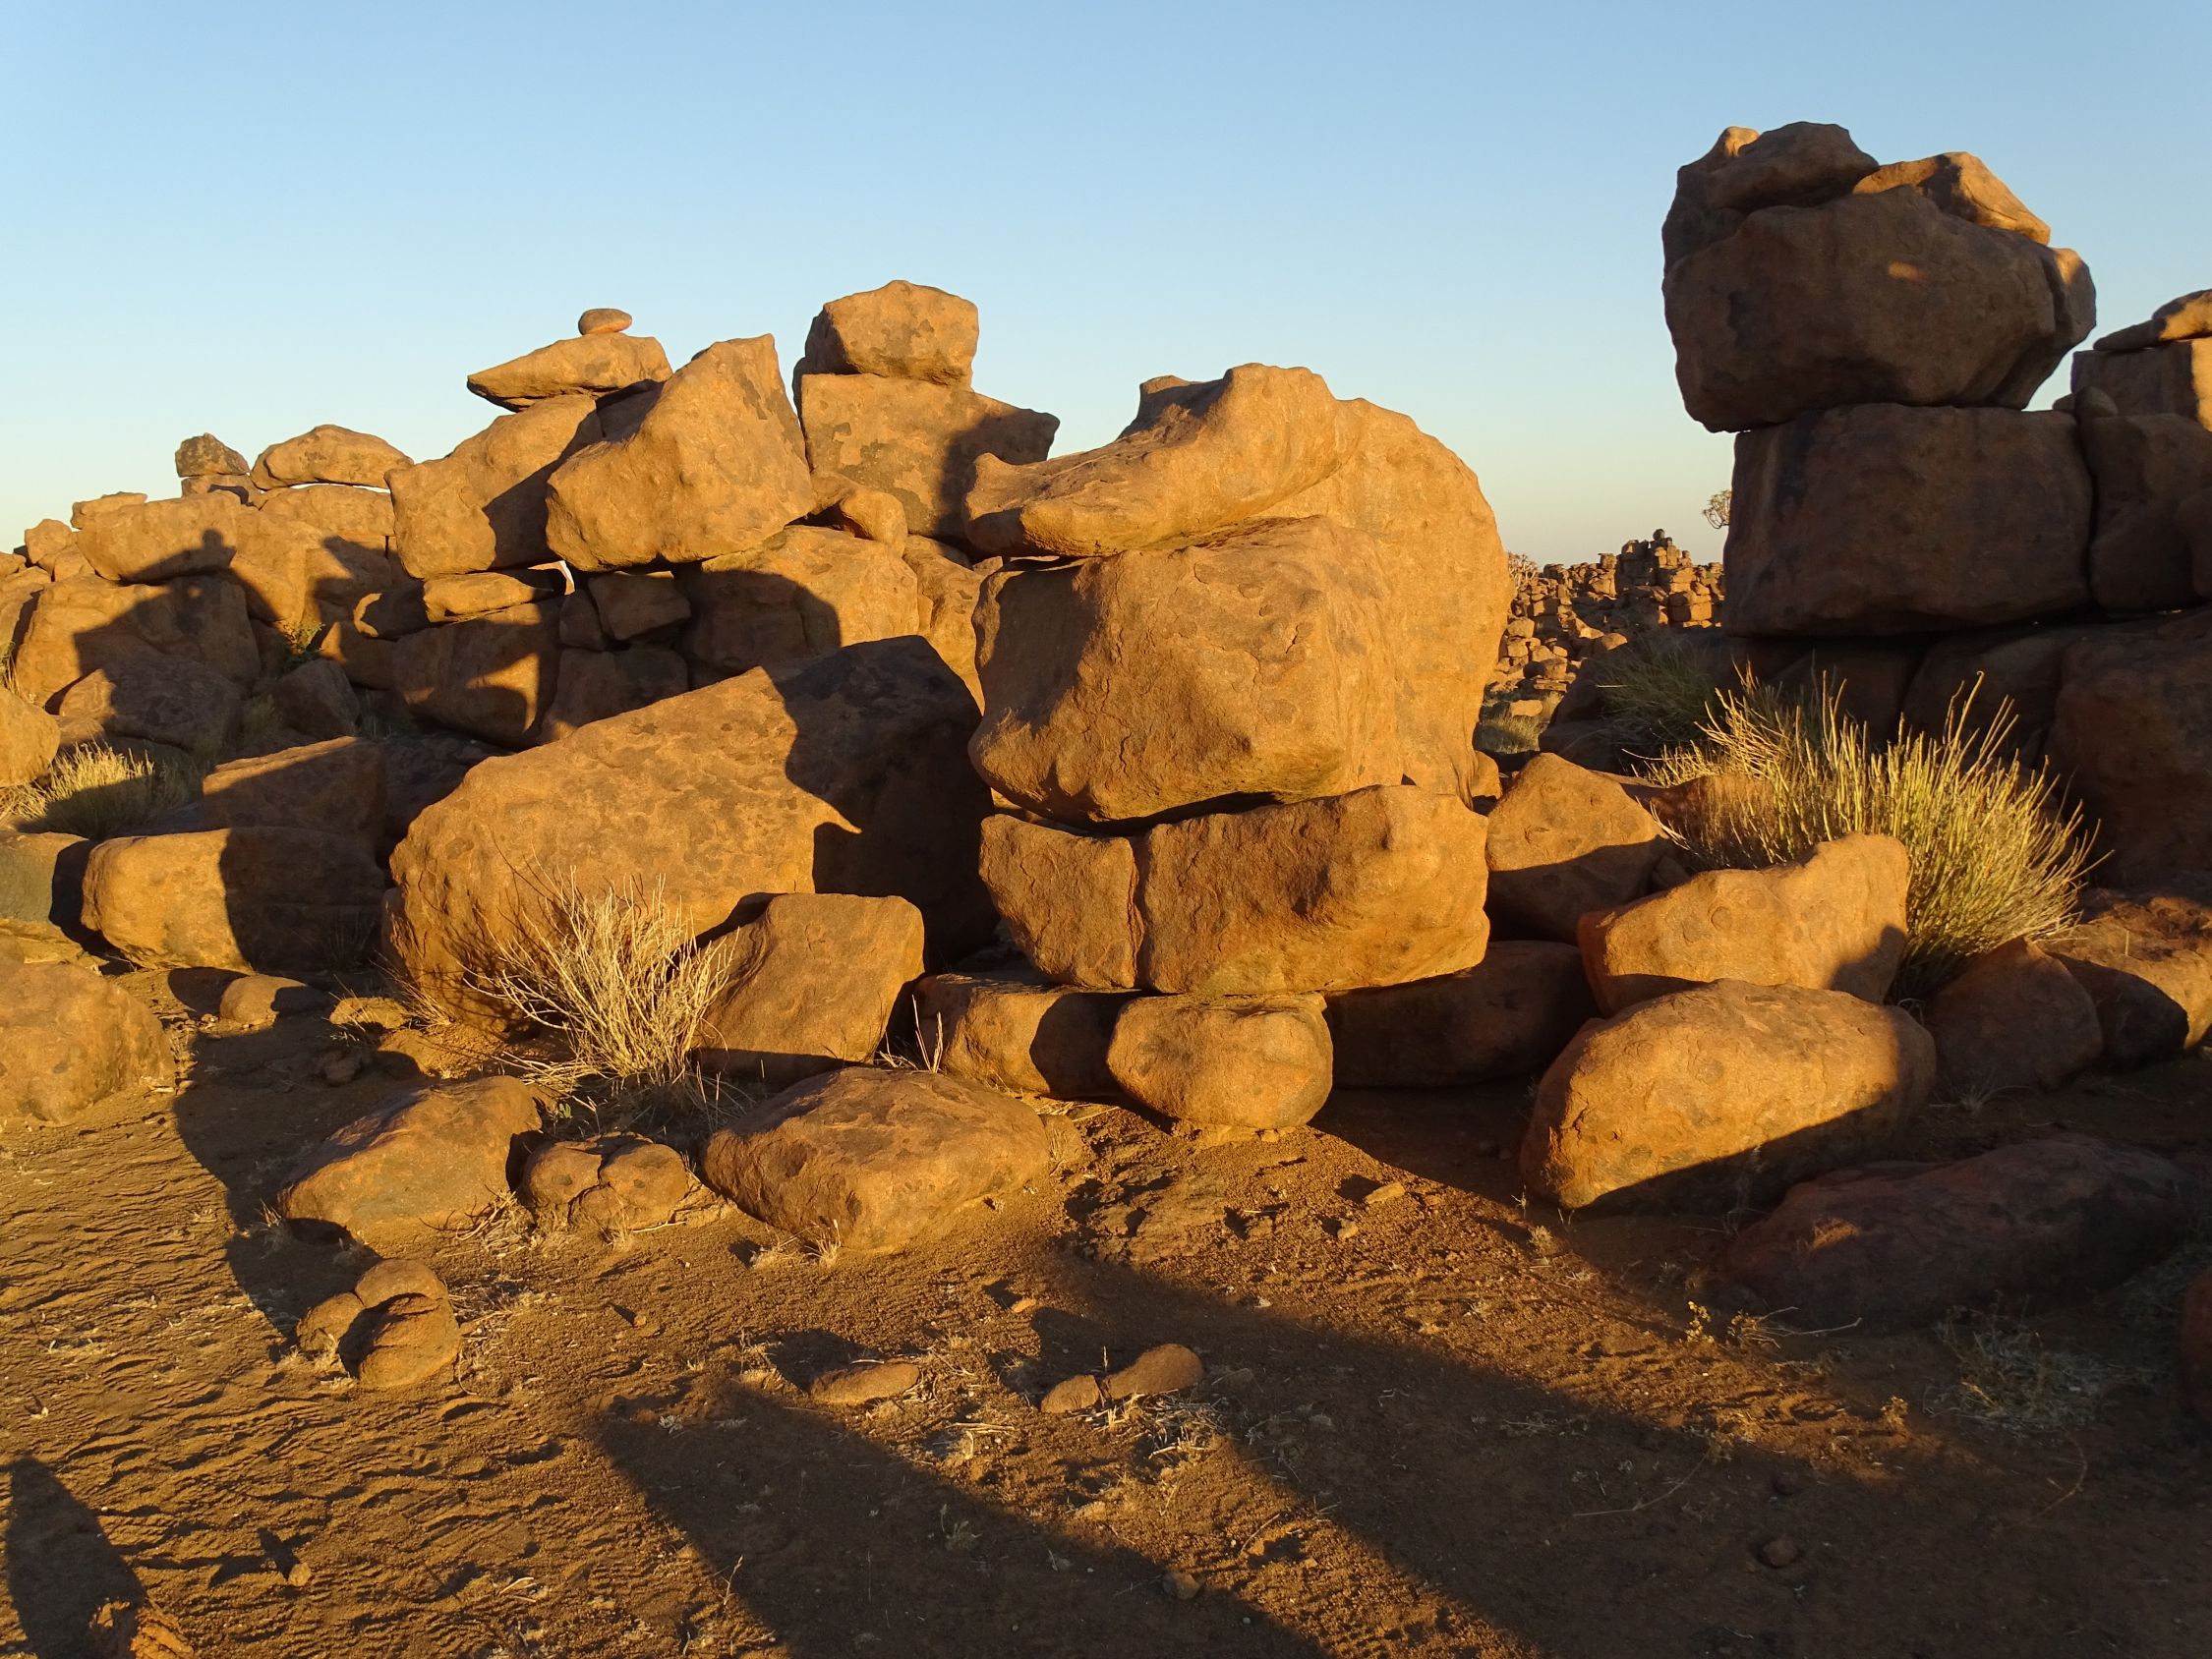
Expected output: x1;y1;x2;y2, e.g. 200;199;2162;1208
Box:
1489;532;1722;718
1660;121;2212;881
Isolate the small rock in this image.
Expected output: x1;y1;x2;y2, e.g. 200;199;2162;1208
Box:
808;1360;921;1406
283;1559;314;1589
218;974;323;1031
1757;1535;1804;1569
1040;1374;1103;1414
330;995;411;1032
295;1290;364;1356
1771;1470;1806;1499
1102;1343;1203;1402
1362;1180;1407;1209
355;1292;461;1390
578;307;633;335
1162;1569;1200;1601
354;1257;446;1307
319;1049;366;1086
87;1598;194;1658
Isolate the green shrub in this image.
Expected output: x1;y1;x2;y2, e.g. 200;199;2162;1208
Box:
1590;631;1734;761
1644;686;2093;1000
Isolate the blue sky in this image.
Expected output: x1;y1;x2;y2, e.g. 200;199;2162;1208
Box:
5;0;2204;564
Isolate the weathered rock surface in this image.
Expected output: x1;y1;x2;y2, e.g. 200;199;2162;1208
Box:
2079;411;2212;612
1726;405;2092;635
1665;145;2091;430
796;281;979;386
193;737;385;845
692;893;926;1086
1927;937;2105;1094
1106;992;1332;1129
0;959;171;1122
276;1076;548;1251
13;576;258;707
388;638;994;1021
355;1291;463;1390
797;372;1058;543
2042;889;2212;1064
2050;607;2212;884
1661;123;1877;264
388;395;600;577
217;972;324;1029
980;785;1490;994
467;333;671;410
74;495;254;584
82;828;384;973
1325;941;1595;1087
906;970;1129;1099
1484;755;1664;941
254;481;396;556
520;1134;693;1232
176;433;250;479
587;570;690;640
2072;339;2212;429
1724;1134;2196;1331
547;337;814;571
677;528;920;680
0;687;61;784
963;365;1353;558
55;654;242;755
809;1360;922;1406
1578;834;1911;1014
2095;288;2212;354
578;307;632;336
970;517;1401;823
701;1065;1049;1251
253;425;411;488
534;645;688;742
1520;979;1936;1211
389;600;561;747
420;570;553;621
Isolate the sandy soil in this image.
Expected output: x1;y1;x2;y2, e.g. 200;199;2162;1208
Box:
4;970;2210;1658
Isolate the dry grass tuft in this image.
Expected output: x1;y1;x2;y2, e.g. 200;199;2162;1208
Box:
1642;684;2093;999
1938;1313;2137;1433
1591;631;1734;761
0;742;201;838
455;872;741;1110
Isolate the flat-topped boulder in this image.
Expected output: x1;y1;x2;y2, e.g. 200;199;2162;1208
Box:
467;332;671;410
82;827;384;973
970;516;1402;823
2041;889;2212;1064
795;280;980;386
252;424;410;488
676;528;920;680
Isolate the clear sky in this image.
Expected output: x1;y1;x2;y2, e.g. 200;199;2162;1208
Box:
5;0;2204;566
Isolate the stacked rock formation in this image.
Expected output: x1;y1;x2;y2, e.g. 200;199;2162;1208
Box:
1659;122;2212;883
892;364;1512;1126
1489;532;1722;717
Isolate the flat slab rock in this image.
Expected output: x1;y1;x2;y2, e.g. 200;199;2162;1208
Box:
277;1076;548;1253
701;1065;1050;1252
1724;1134;2197;1332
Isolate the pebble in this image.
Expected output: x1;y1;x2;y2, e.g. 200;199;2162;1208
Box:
1040;1374;1103;1414
577;307;633;335
808;1360;920;1406
1162;1569;1200;1601
1362;1180;1407;1209
319;1050;366;1086
1757;1535;1804;1569
1102;1343;1204;1402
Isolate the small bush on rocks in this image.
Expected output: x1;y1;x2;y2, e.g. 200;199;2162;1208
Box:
1645;686;2092;999
1591;631;1734;761
0;742;200;838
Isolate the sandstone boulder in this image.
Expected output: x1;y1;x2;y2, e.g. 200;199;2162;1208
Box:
691;893;926;1086
2071;339;2212;429
421;571;556;621
176;433;249;479
578;308;632;335
277;1076;547;1251
1325;941;1595;1087
534;645;688;742
546;337;813;571
82;827;383;973
0;687;60;785
677;528;920;681
2049;606;2212;883
0;830;85;930
1851;151;2052;242
1106;992;1332;1129
355;1291;462;1391
467;332;671;410
387;637;994;1021
1520;979;1936;1211
980;784;1491;994
0;959;171;1123
2042;889;2212;1064
269;658;363;741
1578;833;1910;1013
795;280;980;386
823;485;908;545
1484;755;1664;941
75;495;244;583
2095;288;2212;354
902;536;983;700
1660;124;1877;265
970;517;1401;823
700;1065;1049;1251
1665;175;2091;430
1723;1134;2195;1332
587;570;690;640
2079;411;2212;612
387;394;600;578
520;1133;694;1232
389;600;561;746
52;658;242;754
1725;406;2092;635
193;737;385;845
905;970;1129;1099
252;425;411;488
1927;937;2105;1095
962;365;1351;558
797;372;1058;543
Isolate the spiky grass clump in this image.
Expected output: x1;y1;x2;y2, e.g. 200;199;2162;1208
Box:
0;742;201;839
1645;687;2093;999
1590;631;1732;761
456;872;741;1107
